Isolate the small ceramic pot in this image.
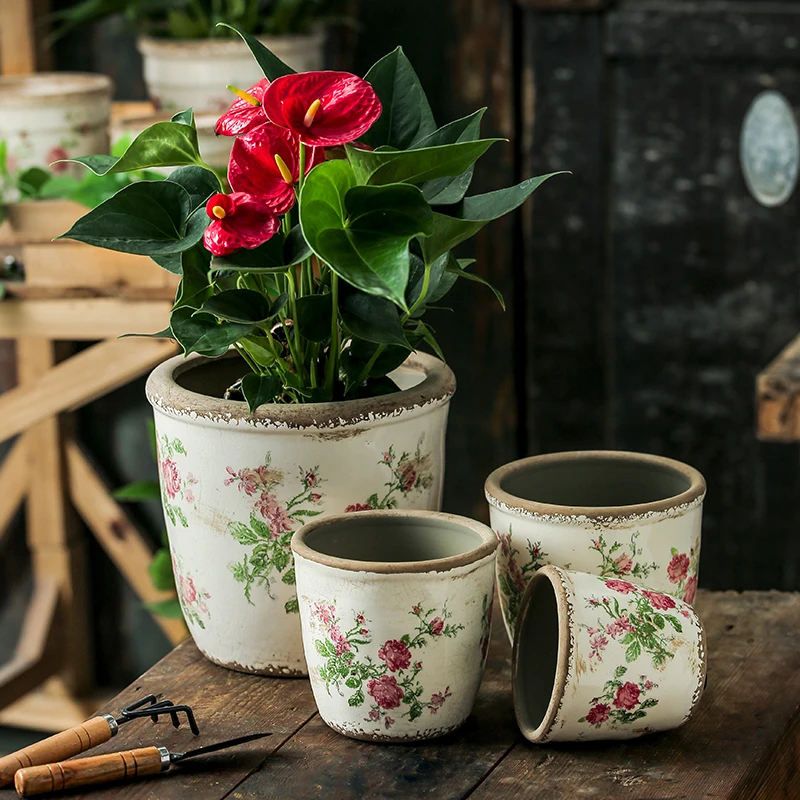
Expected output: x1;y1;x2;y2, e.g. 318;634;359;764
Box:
0;73;112;177
513;565;706;743
146;351;455;676
137;32;325;112
292;510;497;742
485;451;706;641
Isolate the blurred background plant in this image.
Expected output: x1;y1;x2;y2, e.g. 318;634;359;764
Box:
52;0;345;40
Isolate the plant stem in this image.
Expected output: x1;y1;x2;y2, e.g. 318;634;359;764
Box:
324;272;340;397
234;342;260;376
298;143;307;191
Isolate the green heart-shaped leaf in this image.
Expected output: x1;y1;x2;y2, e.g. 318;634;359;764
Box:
59;180;207;255
420;172;565;265
361;47;436;150
217;22;295;80
167;165;220;210
340;290;409;346
198;289;287;323
346;139;500;187
170;307;253;357
241;373;282;412
300;160;433;309
446;254;504;309
295;294;332;342
210;236;287;274
170;107;195;127
68;121;203;175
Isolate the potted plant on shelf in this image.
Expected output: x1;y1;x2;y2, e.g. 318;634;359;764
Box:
54;1;335;112
59;28;561;676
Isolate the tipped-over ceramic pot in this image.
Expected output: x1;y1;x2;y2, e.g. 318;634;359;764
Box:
292;510;497;742
485;451;706;641
513;565;707;743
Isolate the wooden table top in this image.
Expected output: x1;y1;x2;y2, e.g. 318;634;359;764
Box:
2;590;799;800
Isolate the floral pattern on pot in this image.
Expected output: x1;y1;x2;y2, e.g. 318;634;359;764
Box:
172;554;211;629
225;454;324;612
668;546;699;604
345;435;433;512
311;601;463;730
582;579;686;670
479;593;493;667
157;435;198;527
578;666;659;729
589;531;657;581
495;526;548;633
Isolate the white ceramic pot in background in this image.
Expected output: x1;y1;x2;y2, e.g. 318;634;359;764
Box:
292;511;497;742
513;565;706;743
485;451;706;641
145;351;455;676
0;73;112;177
137;31;326;112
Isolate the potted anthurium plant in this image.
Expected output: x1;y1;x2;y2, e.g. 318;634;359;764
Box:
60;27;559;676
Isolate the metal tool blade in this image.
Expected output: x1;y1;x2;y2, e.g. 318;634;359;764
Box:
170;732;272;763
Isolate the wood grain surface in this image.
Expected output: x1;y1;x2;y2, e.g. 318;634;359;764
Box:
0;591;795;799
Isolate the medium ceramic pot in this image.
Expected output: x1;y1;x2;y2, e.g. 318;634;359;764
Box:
513;565;706;743
0;73;112;177
291;510;497;741
485;451;706;641
145;351;455;675
137;31;325;112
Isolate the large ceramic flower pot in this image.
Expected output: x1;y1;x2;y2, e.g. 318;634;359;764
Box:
0;73;112;178
137;32;325;112
145;351;455;675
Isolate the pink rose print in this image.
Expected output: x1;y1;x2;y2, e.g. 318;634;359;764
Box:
667;553;690;584
683;574;698;604
429;686;452;714
613;681;641;710
366;709;380;722
614;553;633;575
605;615;633;639
643;680;654;691
588;629;608;661
161;458;181;499
180;575;197;604
304;471;318;486
268;506;293;534
642;590;677;611
330;625;351;656
384;716;395;729
605;579;636;594
508;557;527;591
400;464;417;493
378;639;412;672
382;451;392;463
495;530;512;557
367;675;404;710
345;503;374;513
313;602;336;625
585;703;610;726
428;617;445;636
310;493;322;503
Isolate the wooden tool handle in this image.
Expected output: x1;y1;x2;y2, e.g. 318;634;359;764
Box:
14;746;166;797
0;716;113;787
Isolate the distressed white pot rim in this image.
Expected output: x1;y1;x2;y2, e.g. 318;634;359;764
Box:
0;72;112;105
292;510;497;575
512;566;571;742
137;30;325;56
485;450;706;522
146;350;455;430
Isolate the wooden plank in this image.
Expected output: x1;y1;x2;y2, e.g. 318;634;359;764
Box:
22;243;176;291
0;337;177;444
606;4;800;61
0;0;35;74
0;283;178;301
469;591;800;800
28;642;321;800
3;201;89;245
0;438;28;543
66;441;188;647
522;11;608;454
17;338;94;695
757;333;800;442
0;299;173;339
0;579;61;713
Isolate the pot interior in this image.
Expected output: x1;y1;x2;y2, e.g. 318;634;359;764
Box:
303;516;484;564
500;456;692;508
514;574;561;735
174;354;425;401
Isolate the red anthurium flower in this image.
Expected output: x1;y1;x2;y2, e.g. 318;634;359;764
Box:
203;192;280;257
228;123;323;213
262;71;382;147
215;79;270;137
